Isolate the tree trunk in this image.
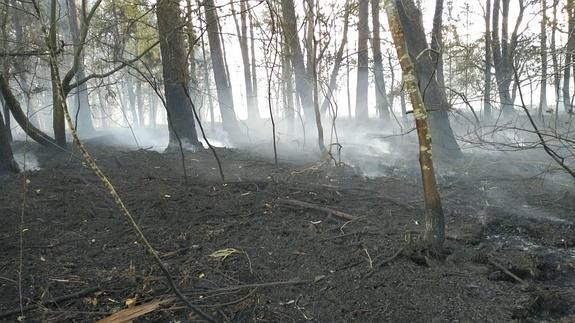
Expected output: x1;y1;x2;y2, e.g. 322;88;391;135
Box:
280;0;314;126
231;0;259;120
386;0;445;256
0;108;19;174
491;0;525;117
430;0;446;89
49;0;66;146
551;0;561;113
539;0;547;118
249;12;259;115
565;0;575;114
282;32;295;132
157;0;202;150
395;0;462;159
371;0;390;121
0;75;58;147
355;0;370;122
484;0;493;120
66;0;94;135
203;0;242;136
320;0;350;116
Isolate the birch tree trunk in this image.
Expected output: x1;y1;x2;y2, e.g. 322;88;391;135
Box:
386;0;445;255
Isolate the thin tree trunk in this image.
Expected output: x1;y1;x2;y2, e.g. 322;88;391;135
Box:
66;0;94;135
484;0;493;120
371;0;390;121
355;0;370;122
320;0;350;115
230;0;258;120
386;0;445;256
430;0;446;89
565;0;575;114
280;0;314;126
551;0;561;113
249;12;259;114
539;0;547;119
49;0;66;146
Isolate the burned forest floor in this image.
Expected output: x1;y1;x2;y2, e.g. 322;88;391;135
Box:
1;136;575;322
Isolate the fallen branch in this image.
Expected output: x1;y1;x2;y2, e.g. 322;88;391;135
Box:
0;287;100;319
277;198;357;221
487;257;528;286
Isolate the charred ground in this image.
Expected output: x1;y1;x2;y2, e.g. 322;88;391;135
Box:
1;140;574;322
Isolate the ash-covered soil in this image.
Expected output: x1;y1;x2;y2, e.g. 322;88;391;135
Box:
1;140;574;322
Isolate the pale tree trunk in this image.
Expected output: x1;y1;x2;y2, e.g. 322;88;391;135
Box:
136;80;143;127
484;0;493;120
539;0;547;119
157;0;202;150
149;89;157;128
249;13;259;113
355;0;370;122
203;0;242;136
126;76;139;125
386;0;445;256
396;0;462;159
66;0;94;135
371;0;390;121
230;0;258;120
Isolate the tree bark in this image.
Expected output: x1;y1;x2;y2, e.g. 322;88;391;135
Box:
355;0;370;122
231;0;259;120
203;0;242;136
66;0;94;135
157;0;202;150
564;0;575;114
371;0;390;121
0;75;58;147
280;0;314;126
395;0;462;159
386;0;445;256
539;0;547;118
0;108;19;174
484;0;493;120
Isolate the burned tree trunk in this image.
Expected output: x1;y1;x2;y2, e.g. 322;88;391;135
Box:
203;0;242;136
491;0;525;117
157;0;202;150
386;0;445;256
0;109;19;174
395;0;462;159
564;0;575;114
280;0;314;126
355;0;370;122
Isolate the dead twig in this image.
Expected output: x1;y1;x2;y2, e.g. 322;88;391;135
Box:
277;198;357;221
0;287;101;319
487;257;528;286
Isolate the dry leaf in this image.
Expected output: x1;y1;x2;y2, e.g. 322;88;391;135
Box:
209;248;239;261
96;298;173;323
